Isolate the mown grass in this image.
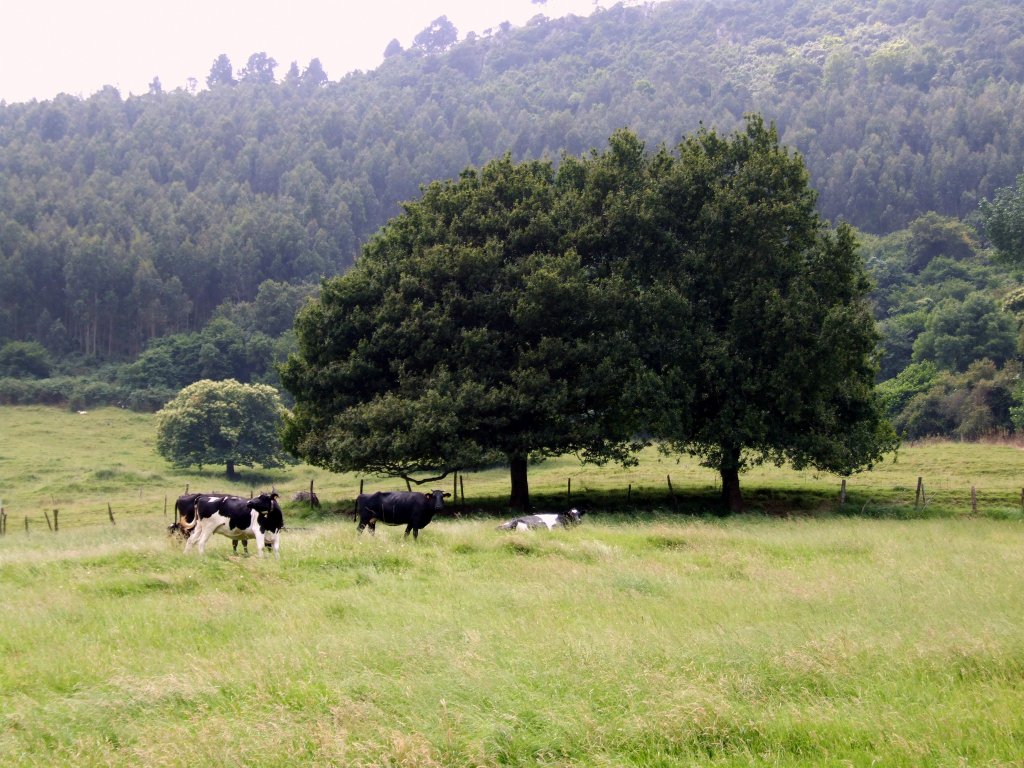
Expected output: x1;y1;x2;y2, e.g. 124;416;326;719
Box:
3;405;1024;765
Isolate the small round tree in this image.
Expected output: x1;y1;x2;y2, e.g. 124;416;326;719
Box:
156;379;294;478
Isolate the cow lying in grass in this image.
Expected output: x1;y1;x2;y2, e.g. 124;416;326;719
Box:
182;491;284;558
497;508;583;531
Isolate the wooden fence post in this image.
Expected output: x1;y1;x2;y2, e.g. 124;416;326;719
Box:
460;474;465;511
54;509;58;532
915;477;925;508
310;480;315;509
667;475;678;512
971;486;977;515
353;479;364;521
25;515;29;534
627;483;632;504
108;503;116;525
840;478;847;508
567;478;572;504
44;509;53;532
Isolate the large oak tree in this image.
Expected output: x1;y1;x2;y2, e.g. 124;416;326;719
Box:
280;156;645;509
282;119;896;512
636;117;898;511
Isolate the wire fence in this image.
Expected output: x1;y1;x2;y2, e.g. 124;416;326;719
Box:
0;494;174;536
2;472;1024;542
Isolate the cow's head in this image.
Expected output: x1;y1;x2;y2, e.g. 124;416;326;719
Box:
248;491;280;514
565;508;583;524
425;490;452;511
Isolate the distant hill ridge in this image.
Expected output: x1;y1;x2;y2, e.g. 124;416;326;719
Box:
0;0;1022;359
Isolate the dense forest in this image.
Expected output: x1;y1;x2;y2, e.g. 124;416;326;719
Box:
2;0;1024;439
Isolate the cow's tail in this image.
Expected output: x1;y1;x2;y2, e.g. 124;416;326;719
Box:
180;504;199;533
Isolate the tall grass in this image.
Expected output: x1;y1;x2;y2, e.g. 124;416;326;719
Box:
4;404;1024;764
2;516;1024;766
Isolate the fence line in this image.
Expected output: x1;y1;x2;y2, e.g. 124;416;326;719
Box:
2;476;1023;541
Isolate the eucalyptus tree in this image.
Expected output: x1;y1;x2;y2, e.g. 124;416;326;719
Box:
981;172;1024;265
206;54;236;88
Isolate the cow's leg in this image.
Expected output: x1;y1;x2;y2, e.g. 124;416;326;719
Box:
187;524;213;555
253;530;266;558
196;526;215;555
404;524;413;538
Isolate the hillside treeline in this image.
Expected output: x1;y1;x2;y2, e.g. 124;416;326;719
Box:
2;0;1024;440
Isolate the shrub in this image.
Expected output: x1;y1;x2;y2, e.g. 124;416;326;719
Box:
0;341;52;379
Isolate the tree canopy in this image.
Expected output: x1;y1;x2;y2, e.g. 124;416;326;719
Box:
1;0;1023;439
981;173;1024;266
282;119;896;511
280;155;644;508
2;0;1024;368
155;379;294;478
638;118;899;510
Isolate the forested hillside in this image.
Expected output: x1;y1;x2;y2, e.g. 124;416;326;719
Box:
2;0;1024;437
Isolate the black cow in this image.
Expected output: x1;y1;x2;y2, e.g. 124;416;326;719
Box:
170;492;253;554
182;491;284;558
356;490;451;539
497;508;584;531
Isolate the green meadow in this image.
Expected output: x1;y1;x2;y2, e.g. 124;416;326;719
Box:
2;405;1024;766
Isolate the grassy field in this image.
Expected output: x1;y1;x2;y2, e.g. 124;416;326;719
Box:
3;405;1024;765
4;405;1024;525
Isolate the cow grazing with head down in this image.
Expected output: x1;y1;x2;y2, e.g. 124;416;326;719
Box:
182;491;284;557
356;489;451;539
170;492;252;554
497;508;584;531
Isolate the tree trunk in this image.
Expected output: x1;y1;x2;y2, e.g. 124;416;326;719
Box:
719;446;743;514
509;455;530;511
226;460;237;479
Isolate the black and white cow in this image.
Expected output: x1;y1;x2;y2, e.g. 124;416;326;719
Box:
356;489;451;539
182;491;284;558
497;508;584;531
170;492;253;553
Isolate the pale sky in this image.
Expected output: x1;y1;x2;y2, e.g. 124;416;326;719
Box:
0;0;610;104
